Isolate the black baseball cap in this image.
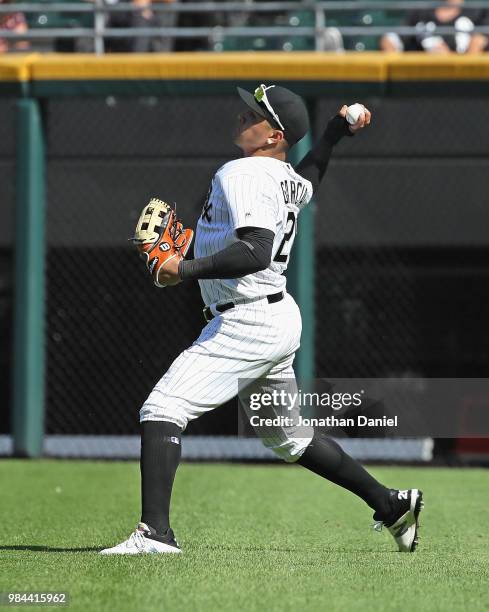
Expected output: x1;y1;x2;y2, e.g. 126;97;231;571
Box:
237;84;309;146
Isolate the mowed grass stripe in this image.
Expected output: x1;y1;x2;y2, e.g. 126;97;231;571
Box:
1;461;488;612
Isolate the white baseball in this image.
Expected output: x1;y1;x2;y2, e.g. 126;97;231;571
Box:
346;103;365;125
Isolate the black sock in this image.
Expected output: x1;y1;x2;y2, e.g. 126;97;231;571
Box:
140;420;182;535
297;432;392;516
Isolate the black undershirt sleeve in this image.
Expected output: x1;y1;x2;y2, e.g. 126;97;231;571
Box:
178;226;274;281
295;114;354;193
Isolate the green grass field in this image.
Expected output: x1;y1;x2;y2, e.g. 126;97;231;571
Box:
1;461;488;612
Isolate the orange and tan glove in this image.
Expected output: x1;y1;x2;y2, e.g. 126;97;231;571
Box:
130;198;194;287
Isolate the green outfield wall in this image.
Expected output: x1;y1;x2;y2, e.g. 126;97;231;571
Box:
2;53;489;456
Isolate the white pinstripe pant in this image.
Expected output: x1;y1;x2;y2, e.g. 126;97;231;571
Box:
140;293;314;461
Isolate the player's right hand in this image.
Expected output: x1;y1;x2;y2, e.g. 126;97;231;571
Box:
339;104;372;133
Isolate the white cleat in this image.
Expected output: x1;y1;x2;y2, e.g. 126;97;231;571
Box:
373;489;424;552
100;522;181;555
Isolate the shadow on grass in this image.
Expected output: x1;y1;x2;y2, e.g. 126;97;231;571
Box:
0;545;101;552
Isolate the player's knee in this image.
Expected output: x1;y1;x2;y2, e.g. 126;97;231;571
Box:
139;403;188;430
274;448;301;463
263;437;312;463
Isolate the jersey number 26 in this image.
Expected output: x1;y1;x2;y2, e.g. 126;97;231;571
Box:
273;211;297;265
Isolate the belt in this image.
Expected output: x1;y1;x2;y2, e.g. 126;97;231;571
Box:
203;291;284;323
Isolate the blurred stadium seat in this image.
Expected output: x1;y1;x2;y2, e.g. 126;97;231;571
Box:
26;0;94;52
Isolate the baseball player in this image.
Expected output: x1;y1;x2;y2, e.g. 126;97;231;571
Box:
101;84;423;555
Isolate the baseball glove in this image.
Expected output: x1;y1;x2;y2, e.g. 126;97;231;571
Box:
130;198;194;287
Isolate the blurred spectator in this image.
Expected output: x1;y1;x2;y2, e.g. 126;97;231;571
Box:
0;0;30;53
381;0;489;54
106;0;177;52
55;0;96;53
175;0;217;52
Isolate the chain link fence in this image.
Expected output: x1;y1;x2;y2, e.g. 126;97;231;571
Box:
313;97;489;380
3;89;489;445
45;95;244;435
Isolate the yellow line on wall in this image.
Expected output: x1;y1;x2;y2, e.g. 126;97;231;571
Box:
29;52;387;81
2;52;489;83
0;53;39;82
386;53;489;80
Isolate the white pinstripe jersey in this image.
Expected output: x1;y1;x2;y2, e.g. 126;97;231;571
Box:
195;156;313;307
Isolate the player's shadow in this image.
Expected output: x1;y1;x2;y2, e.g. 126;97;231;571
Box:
0;545;101;552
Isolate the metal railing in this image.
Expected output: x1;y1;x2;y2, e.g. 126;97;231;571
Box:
1;1;489;54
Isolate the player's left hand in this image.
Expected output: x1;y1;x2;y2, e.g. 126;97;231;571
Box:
339;104;372;133
156;255;182;287
130;198;193;288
